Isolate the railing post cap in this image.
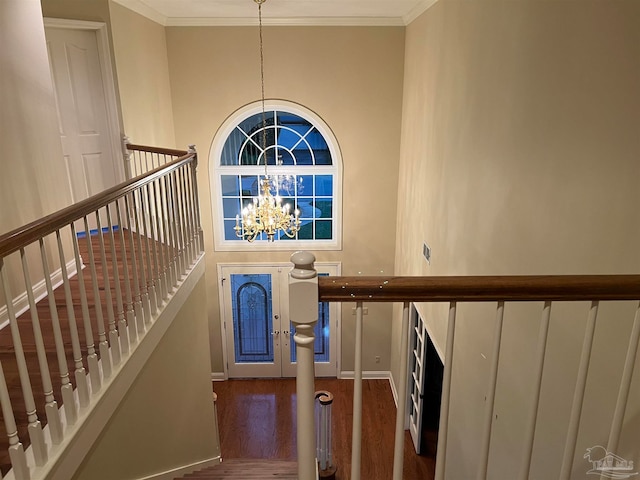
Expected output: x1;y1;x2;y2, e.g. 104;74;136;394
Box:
290;251;317;279
188;144;197;153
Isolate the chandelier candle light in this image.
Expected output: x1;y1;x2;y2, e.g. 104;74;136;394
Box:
234;0;301;242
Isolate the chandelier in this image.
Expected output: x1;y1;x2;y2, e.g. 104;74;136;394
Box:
234;0;301;242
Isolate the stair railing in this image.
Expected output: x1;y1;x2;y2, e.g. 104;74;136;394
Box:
0;143;203;479
289;253;640;480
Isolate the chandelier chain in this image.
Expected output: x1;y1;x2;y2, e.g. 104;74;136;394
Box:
235;0;301;242
258;0;267;176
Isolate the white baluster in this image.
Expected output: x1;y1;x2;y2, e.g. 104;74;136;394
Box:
183;162;197;262
519;301;552;480
115;200;134;352
559;301;599;480
39;237;71;440
167;170;186;282
179;166;194;265
152;178;169;300
56;229;88;411
21;247;62;449
0;258;47;466
122;196;145;339
169;171;180;283
176;168;190;270
144;183;162;312
163;174;178;288
476;301;505;480
607;302;640;454
173;169;186;275
0;361;29;480
95;209;117;376
139;185;158;317
71;222;101;394
84;215;112;381
289;251;318;480
350;301;364;480
105;207;124;364
131;190;152;325
435;302;458;480
157;175;174;289
392;302;411;480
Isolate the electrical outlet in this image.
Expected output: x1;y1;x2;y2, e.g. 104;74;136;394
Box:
423;242;431;264
375;356;381;364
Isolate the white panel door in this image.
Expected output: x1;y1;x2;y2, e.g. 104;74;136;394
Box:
45;27;118;216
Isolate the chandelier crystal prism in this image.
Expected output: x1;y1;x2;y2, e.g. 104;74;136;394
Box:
234;0;301;242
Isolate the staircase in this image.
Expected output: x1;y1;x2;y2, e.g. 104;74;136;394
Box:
179;459;298;479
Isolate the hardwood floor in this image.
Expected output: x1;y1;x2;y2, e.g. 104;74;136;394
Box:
213;378;436;480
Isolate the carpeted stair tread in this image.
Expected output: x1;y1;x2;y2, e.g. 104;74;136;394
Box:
179;459;298;479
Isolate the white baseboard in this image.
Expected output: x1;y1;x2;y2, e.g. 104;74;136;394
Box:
389;371;399;408
136;456;221;480
339;370;391;380
0;257;79;330
211;372;226;381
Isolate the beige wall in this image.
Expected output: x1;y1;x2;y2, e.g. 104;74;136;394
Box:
0;0;70;234
42;0;111;24
71;274;219;480
110;2;176;147
394;1;640;478
0;0;72;304
165;26;405;373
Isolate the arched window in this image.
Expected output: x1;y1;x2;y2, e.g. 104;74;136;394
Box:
210;100;342;251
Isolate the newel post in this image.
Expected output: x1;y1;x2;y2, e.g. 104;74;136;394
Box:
122;135;132;179
290;251;318;480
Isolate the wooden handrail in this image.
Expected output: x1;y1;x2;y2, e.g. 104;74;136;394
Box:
319;275;640;302
126;143;190;157
0;150;193;258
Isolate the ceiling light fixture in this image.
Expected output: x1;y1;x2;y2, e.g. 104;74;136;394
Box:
234;0;301;242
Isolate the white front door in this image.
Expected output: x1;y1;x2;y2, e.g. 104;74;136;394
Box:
45;25;119;217
220;263;339;378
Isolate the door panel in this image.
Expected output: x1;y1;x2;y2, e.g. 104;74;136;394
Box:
409;305;426;453
224;268;281;378
221;264;339;378
45;27;118;231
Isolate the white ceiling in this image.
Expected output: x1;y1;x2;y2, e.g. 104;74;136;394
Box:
113;0;438;26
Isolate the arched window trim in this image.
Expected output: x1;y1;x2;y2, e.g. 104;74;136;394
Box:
209;100;343;252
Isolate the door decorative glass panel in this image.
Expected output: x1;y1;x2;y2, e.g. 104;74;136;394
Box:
221;265;338;378
231;274;273;363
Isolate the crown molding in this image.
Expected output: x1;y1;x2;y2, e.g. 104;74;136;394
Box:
113;0;435;27
166;16;405;27
403;0;440;25
113;0;168;26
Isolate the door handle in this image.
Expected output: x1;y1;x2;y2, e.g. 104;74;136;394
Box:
274;314;280;320
283;330;290;336
271;330;280;336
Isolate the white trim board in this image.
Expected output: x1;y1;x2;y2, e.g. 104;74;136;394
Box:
339;370;391;380
113;0;440;27
210;372;226;382
0;258;79;330
136;456;221;480
389;370;400;409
